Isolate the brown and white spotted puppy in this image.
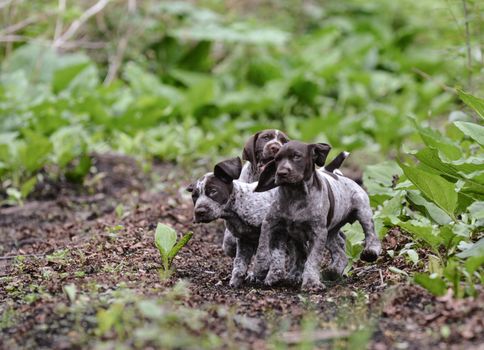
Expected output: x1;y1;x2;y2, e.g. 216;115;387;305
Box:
222;129;290;257
186;157;277;288
224;129;347;260
239;129;290;183
252;141;382;291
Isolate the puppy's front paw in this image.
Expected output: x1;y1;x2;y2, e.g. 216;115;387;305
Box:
323;267;343;281
286;272;302;286
301;275;326;293
264;269;285;286
361;240;381;262
229;275;244;288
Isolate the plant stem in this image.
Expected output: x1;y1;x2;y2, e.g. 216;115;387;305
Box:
462;0;472;89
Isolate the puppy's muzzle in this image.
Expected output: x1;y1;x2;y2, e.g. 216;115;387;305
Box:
269;143;281;154
194;207;211;223
263;141;282;158
275;168;290;184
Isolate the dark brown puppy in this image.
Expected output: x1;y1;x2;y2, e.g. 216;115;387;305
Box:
252;141;381;289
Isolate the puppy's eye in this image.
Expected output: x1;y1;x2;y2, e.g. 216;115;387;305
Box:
263;135;271;140
293;154;301;160
208;190;217;196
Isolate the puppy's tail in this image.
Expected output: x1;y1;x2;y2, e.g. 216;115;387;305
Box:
324;151;349;173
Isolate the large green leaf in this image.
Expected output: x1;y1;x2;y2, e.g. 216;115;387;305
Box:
397;220;442;250
414;273;447;296
457;238;484;259
406;190;452;225
454;121;484;146
154;223;177;257
399;163;458;219
457;89;484;119
53;62;90;93
414;123;462;161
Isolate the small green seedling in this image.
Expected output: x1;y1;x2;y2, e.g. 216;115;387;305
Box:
154;223;193;273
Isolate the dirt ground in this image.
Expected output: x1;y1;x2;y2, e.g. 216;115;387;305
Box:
0;154;483;349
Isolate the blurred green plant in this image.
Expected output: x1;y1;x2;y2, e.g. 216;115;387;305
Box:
1;0;478;201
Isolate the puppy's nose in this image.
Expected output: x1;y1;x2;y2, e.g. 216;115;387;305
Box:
277;168;289;177
195;207;208;216
269;144;280;154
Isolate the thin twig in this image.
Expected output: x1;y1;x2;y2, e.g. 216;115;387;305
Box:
0;254;45;260
0;0;13;10
103;0;136;85
53;0;66;43
0;13;51;35
0;34;28;42
412;68;455;93
53;0;110;48
462;0;472;88
281;329;350;344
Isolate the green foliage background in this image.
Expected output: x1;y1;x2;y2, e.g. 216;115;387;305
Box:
0;0;483;298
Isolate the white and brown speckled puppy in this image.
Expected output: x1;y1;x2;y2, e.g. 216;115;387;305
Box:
253;141;381;291
222;129;290;257
187;157;277;288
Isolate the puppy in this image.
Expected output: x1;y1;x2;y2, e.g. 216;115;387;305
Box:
253;141;381;291
187;157;277;287
222;129;289;257
239;129;290;183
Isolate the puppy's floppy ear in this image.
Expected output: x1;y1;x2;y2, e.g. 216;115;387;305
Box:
254;160;277;192
214;157;243;184
311;143;332;167
242;132;260;166
186;183;195;192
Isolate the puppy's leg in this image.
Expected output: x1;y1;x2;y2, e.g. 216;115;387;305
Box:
302;227;328;291
356;206;381;262
287;241;306;285
230;239;255;288
248;220;272;283
324;230;348;280
222;228;237;257
264;231;287;286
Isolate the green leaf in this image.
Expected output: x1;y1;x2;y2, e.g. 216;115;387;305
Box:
389;266;409;276
413;121;462;161
53;62;90;93
18;131;53;173
20;176;37;198
453;121;484;146
465;255;484;275
397;220;442;250
457;89;484;119
406;249;419;264
399;163;458;219
406;190;452;225
154;223;177;257
457;238;484;259
168;231;193;260
414;273;447;296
